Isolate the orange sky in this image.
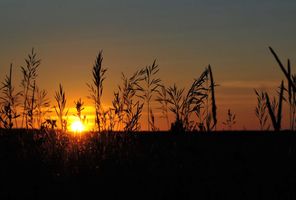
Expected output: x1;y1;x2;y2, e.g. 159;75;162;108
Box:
0;1;295;130
0;48;291;130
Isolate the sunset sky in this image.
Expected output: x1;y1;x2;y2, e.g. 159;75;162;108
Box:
0;0;296;130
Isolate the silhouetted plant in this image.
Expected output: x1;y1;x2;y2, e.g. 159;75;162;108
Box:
124;101;144;132
20;48;41;129
182;66;217;131
170;118;185;133
290;75;296;130
35;87;50;129
27;80;36;128
118;70;144;132
41;119;57;130
73;98;87;129
208;65;217;130
254;89;269;130
54;84;68;131
182;69;208;131
269;47;296;130
166;84;185;131
87;51;107;132
287;65;296;130
223;109;236;130
140;60;161;131
0;64;20;129
156;85;170;130
74;98;84;121
112;92;123;131
286;61;296;130
100;109;109;131
265;81;285;131
164;66;217;132
107;108;115;131
269;47;296;91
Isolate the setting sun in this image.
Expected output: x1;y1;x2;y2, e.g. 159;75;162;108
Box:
71;120;85;133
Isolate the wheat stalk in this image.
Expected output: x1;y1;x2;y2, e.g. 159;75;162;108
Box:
0;64;20;129
140;60;161;131
54;84;68;131
254;89;269;130
156;85;170;130
35;87;50;129
87;51;107;132
20;48;41;129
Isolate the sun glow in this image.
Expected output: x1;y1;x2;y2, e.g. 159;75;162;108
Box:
71;120;85;133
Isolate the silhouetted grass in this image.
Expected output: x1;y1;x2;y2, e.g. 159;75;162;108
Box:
140;60;161;131
0;64;20;129
208;65;217;130
269;47;296;130
87;51;107;132
254;89;269;130
35;87;50;128
265;81;285;131
20;48;41;129
222;108;236;130
166;66;218;132
2;47;296;132
54;84;68;131
156;85;170;129
74;98;84;121
117;70;145;131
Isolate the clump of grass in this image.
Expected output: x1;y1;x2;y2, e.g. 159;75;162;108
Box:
109;69;145;132
166;84;184;122
112;92;123;131
74;98;84;121
54;84;68;131
182;69;208;131
265;81;285;131
222;109;236;130
0;64;21;129
254;89;269;130
20;48;41;129
160;66;217;132
124;101;144;132
107;108;115;132
73;98;87;130
35;87;51;129
87;51;107;132
156;85;170;130
140;60;161;131
286;61;296;130
118;70;145;132
41;119;57;130
100;109;109;131
269;47;296;130
182;65;217;131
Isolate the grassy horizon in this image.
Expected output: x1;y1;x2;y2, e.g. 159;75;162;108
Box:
0;47;295;132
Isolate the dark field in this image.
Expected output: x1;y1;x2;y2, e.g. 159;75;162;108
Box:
0;129;296;199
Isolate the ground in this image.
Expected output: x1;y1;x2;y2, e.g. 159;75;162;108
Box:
0;129;295;199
